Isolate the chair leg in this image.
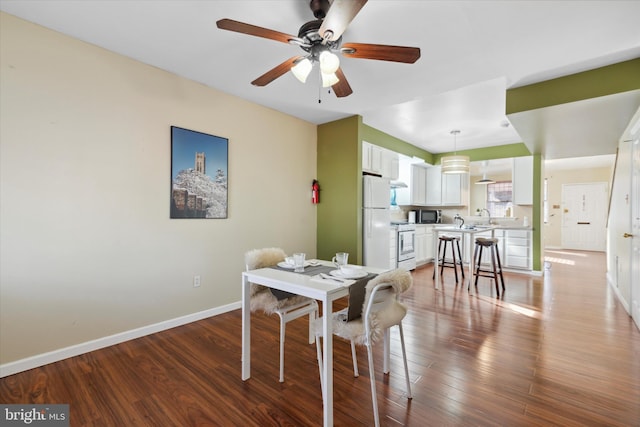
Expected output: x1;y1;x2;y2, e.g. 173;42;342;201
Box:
350;340;359;377
366;342;381;427
495;246;506;291
450;241;459;283
383;329;390;374
470;243;480;291
491;248;500;297
474;245;483;287
456;240;465;278
316;335;324;395
398;322;413;399
279;315;286;383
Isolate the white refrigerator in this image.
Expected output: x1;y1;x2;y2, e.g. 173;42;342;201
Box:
363;175;391;269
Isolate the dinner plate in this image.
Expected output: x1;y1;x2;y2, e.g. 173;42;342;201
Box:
330;268;368;279
277;261;312;269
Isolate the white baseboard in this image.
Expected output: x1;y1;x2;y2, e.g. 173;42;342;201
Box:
607;272;631;315
0;301;241;378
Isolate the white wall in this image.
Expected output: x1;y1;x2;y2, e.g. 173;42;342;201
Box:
0;13;317;367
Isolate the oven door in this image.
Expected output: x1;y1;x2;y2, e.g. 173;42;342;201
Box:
397;229;415;261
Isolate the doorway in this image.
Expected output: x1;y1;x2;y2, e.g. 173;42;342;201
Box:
561;182;608;251
631;138;640;330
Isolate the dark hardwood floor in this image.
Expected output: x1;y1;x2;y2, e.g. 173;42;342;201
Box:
2;250;639;426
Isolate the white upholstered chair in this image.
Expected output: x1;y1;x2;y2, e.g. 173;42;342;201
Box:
245;247;318;383
315;269;413;427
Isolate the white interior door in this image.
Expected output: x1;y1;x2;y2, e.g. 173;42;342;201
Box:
561;183;608;251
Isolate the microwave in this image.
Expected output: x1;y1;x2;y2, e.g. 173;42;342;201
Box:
418;209;442;224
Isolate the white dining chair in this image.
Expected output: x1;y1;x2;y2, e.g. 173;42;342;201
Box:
315;268;413;427
245;247;318;383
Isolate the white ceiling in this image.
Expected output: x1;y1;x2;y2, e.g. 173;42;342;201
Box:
2;0;639;168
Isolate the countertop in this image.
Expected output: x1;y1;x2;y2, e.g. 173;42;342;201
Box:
427;224;533;231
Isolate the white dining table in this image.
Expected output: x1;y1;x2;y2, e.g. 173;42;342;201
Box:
241;260;384;427
432;226;496;295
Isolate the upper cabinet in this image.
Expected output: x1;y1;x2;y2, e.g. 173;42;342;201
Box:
410;165;427;205
410;165;468;206
512;156;533;205
362;141;399;180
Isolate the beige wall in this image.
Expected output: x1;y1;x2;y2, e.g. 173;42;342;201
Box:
544;166;613;248
0;13;317;365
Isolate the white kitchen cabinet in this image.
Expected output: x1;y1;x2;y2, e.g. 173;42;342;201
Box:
442;173;467;205
425;166;442;205
362;141;399;180
425;225;434;261
504;229;532;269
422;166;468;206
415;225;428;264
513;156;533;205
382;149;399;180
362;141;381;174
411;165;427;205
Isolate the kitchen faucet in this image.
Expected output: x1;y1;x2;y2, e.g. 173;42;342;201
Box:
481;208;492;224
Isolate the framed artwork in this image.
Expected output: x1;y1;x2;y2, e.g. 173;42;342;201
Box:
170;126;228;219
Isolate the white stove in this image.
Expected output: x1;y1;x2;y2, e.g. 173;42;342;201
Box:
391;222;416;271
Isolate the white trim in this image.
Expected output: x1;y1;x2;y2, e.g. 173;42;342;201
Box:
607;272;631;315
0;302;241;378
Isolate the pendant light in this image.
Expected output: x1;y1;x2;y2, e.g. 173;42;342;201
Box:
441;130;470;174
475;160;495;184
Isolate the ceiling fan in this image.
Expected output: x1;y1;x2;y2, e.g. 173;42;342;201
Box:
216;0;421;98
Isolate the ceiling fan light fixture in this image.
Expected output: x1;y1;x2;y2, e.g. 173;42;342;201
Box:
441;130;469;174
291;58;313;83
321;71;339;87
319;50;340;74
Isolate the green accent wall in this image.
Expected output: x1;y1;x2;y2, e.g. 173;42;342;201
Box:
361;124;432;163
433;143;531;165
506;58;640;114
317;116;362;263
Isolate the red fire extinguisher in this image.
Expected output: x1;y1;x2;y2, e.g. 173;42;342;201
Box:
312;179;320;204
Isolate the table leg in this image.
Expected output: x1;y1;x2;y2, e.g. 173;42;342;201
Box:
241;275;251;380
322;297;333;427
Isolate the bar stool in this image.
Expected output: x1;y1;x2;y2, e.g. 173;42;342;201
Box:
472;237;505;297
433;235;465;283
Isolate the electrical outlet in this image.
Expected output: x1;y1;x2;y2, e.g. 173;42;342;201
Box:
193;275;201;287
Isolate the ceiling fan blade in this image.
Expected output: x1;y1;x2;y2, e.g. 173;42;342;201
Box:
319;0;368;42
216;18;296;44
332;68;353;98
341;42;421;63
251;57;302;87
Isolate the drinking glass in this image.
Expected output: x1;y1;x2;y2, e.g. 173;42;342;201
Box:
293;253;306;272
332;252;349;270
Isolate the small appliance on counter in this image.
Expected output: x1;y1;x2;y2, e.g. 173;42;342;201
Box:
408;210;416;224
417;209;442;224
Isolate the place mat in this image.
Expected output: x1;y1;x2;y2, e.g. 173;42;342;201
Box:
268;264;336;300
344;273;377;322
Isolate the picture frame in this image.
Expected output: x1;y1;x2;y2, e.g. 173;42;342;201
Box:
170;126;228;219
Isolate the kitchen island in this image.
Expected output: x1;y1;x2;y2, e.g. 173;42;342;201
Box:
432;224;533;295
